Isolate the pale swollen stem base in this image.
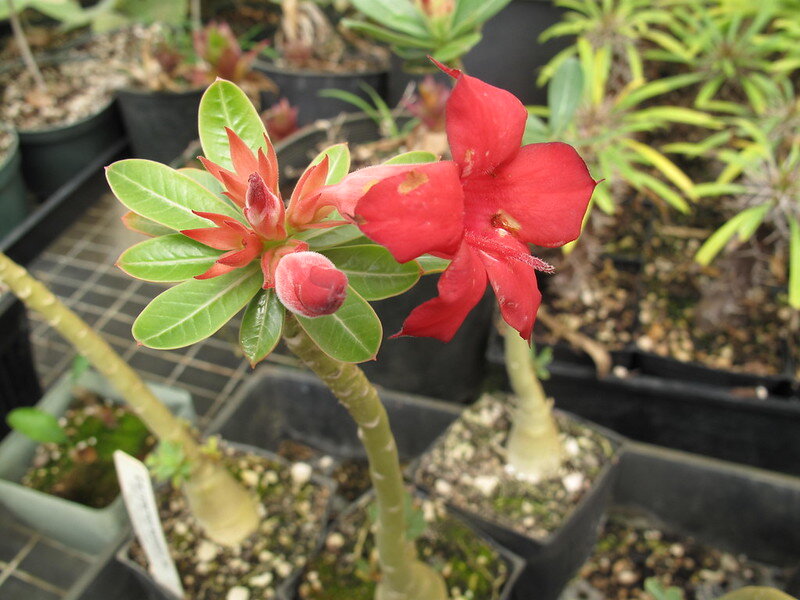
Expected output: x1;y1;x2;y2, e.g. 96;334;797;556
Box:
282;315;447;600
503;325;563;480
0;252;259;546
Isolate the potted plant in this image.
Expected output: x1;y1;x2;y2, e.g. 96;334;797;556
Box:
116;19;273;163
0;0;126;199
0;123;27;238
254;0;390;126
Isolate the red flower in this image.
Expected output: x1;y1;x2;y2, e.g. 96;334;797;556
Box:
322;60;596;342
181;128;348;317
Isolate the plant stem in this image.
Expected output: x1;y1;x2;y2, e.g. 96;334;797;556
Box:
7;0;47;92
0;252;259;546
503;325;563;479
282;315;447;600
190;0;201;33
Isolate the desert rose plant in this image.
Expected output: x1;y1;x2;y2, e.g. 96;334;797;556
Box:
105;58;594;597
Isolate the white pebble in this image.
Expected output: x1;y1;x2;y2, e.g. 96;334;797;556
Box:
434;479;453;496
197;540;219;562
562;472;584;493
173;522;188;536
241;470;259;487
290;462;312;486
564;438;581;457
473;475;499;497
227;586;250;600
325;533;345;551
318;455;334;471
275;561;293;578
264;471;279;484
250;571;274;587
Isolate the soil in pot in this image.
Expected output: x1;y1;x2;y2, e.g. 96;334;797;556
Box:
415;394;617;540
20;386;154;508
0;57;127;131
635;207;797;377
560;508;789;600
130;444;332;600
296;495;513;600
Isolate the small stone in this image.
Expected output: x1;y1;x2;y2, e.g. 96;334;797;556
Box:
564;438;581;457
522;516;535;528
264;471;279;485
250;571;274;587
291;462;312;486
173;522;188;536
669;543;684;557
241;469;259;487
562;472;584;493
473;475;499;497
325;533;345;551
226;586;250;600
434;479;453;496
197;540;219;562
318;456;334;471
275;560;293;578
756;386;768;400
617;570;638;585
612;365;629;378
259;551;274;563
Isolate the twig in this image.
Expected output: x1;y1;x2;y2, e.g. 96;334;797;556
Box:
536;306;613;378
8;0;47;92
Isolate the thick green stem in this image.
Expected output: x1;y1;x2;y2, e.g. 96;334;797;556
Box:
503;326;563;479
282;315;446;600
8;0;47;92
0;252;259;545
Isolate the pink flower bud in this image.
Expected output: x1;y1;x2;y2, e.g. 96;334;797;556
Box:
244;172;285;239
274;251;348;317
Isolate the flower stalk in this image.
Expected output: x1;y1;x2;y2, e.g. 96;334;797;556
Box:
282;315;447;600
503;325;563;480
0;251;259;546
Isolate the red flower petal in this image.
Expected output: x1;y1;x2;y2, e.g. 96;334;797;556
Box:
441;66;527;177
216;236;261;267
476;239;542;341
195;261;237;279
395;242;487;343
181;226;243;250
274;251;348;317
490;142;596;247
355;161;465;263
258;134;280;194
317;163;426;217
287;156;331;228
244;173;285;239
226;127;260;179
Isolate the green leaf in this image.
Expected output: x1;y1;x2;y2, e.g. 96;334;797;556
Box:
323;245;420;300
240;289;285;366
695;205;770;266
198;79;269;171
416;255;450;274
346;0;428;38
789;218;800;310
107;160;244;230
117;234;223;282
295;287;382;363
296;223;366;250
384;151;438;165
70;355;91;382
121;212;176;237
343;19;435;50
431;32;483;63
179;167;225;196
7;408;67;444
133;265;262;349
717;588;797;600
451;0;512;38
548;57;583;136
311;144;351;185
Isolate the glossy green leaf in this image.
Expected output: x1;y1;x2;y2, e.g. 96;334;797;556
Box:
451;0;512;38
346;0;428;38
296;222;366;250
789;218;800;310
310;144;351;185
133;265;262;349
295;287;382;363
717;588;797;600
198;79;269;170
342;20;434;50
240;289;285;366
416;255;450;274
7;408;67;444
384;151;438;165
117;234;223;282
695;205;770;266
179;167;225;195
323;245;420;300
548;57;583;136
432;32;482;63
107;160;244;230
121;212;176;237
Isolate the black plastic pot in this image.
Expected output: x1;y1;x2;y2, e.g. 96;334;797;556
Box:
116;88;204;163
613;442;800;574
206;364;462;465
117;443;336;600
255;60;389;126
0;127;28;240
275;115;494;402
386;53;451;107
414;411;623;600
17;99;124;200
462;0;570;105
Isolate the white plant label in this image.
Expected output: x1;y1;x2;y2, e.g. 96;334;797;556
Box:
114;450;184;598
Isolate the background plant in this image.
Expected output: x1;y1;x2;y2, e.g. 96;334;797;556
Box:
343;0;512;71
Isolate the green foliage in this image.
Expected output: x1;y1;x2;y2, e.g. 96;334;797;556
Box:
343;0;511;70
240;289;285;367
70;355;91;383
117;234;223;282
717;588;798;600
322;245;420;301
526;48;714;216
53;0;188;32
7;408;67;444
0;0;84;22
146;440;192;488
644;2;797;115
319;83;417;139
530;344;553;381
645;578;684;600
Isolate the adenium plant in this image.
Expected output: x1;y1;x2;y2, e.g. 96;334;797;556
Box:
106;59;595;599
